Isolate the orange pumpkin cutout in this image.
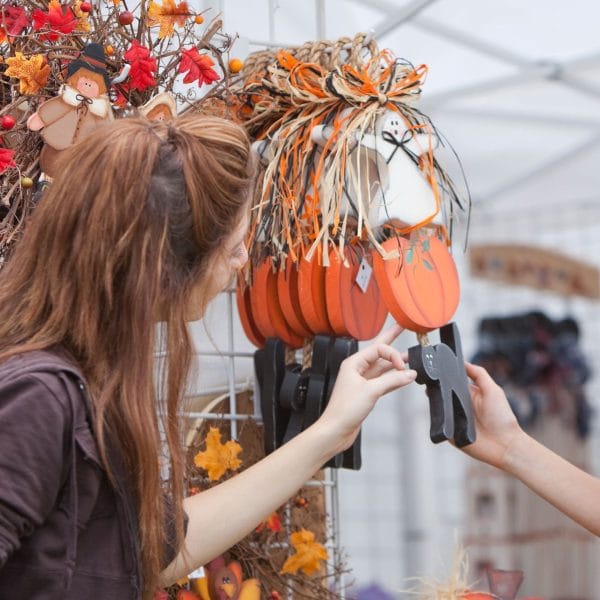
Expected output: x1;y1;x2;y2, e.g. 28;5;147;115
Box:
249;258;304;348
373;234;459;333
297;256;335;335
236;283;266;349
277;256;314;339
325;247;388;340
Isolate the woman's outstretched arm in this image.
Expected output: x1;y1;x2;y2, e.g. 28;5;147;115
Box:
160;325;417;584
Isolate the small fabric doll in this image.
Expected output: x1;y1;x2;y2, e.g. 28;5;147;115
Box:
27;43;114;178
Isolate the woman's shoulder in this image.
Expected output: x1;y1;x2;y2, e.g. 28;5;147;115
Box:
0;347;84;380
0;347;86;421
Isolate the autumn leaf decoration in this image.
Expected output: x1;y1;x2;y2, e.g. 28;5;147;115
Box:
179;47;220;86
0;148;16;176
148;0;190;39
124;40;158;92
73;0;91;32
281;529;329;576
194;427;243;481
256;512;283;533
5;52;50;95
0;5;30;43
32;0;78;42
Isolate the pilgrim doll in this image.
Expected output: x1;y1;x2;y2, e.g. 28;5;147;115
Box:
139;91;177;122
27;43;114;178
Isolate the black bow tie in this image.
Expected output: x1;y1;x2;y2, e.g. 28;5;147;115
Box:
75;94;94;105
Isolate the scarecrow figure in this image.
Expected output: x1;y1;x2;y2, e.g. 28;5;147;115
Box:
27;43;114;178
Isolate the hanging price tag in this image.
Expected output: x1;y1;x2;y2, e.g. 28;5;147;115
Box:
188;566;205;578
355;257;373;293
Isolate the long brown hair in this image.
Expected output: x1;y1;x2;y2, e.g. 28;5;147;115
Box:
0;114;254;594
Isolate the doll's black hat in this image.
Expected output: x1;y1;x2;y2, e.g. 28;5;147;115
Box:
67;43;111;91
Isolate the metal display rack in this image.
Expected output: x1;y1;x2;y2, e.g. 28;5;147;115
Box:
185;289;346;598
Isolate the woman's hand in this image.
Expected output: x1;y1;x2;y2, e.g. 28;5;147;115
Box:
462;362;525;469
317;324;417;454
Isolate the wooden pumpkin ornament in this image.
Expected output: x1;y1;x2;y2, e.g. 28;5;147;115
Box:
277;255;313;339
296;255;335;336
249;257;304;348
235;283;266;349
325;246;388;340
373;233;460;333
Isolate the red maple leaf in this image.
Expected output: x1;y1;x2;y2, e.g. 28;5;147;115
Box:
256;512;282;533
0;148;16;175
32;2;77;42
178;47;220;86
124;40;157;92
0;5;30;38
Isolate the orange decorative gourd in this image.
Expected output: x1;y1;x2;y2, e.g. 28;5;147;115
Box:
325;246;388;340
236;283;265;349
249;258;304;348
297;255;335;335
277;256;314;339
373;233;459;333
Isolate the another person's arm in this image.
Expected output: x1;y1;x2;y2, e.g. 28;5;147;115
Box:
160;325;417;584
463;362;600;536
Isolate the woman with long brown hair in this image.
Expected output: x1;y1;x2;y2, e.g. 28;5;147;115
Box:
0;114;417;598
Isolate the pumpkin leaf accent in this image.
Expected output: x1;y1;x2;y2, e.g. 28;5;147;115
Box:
422;238;430;252
193;427;242;481
280;529;328;576
422;258;434;270
405;247;414;264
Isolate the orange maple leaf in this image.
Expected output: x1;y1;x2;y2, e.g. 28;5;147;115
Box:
147;0;190;39
280;529;328;576
5;52;50;95
193;427;242;481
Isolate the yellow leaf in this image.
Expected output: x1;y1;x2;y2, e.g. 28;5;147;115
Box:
147;0;190;39
5;53;50;95
73;0;91;32
280;529;328;576
194;427;242;481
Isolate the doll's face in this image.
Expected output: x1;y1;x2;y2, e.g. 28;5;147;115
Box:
68;68;107;98
76;76;99;98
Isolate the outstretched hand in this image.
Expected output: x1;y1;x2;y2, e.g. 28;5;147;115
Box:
318;324;417;454
462;362;524;469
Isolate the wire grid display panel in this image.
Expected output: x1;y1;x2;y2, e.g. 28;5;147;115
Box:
186;289;347;597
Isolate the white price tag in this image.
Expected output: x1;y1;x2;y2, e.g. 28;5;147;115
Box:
355;257;373;293
188;565;205;579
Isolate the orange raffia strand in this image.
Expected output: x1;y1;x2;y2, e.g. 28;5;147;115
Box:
290;62;329;100
332;137;347;236
277;50;299;71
